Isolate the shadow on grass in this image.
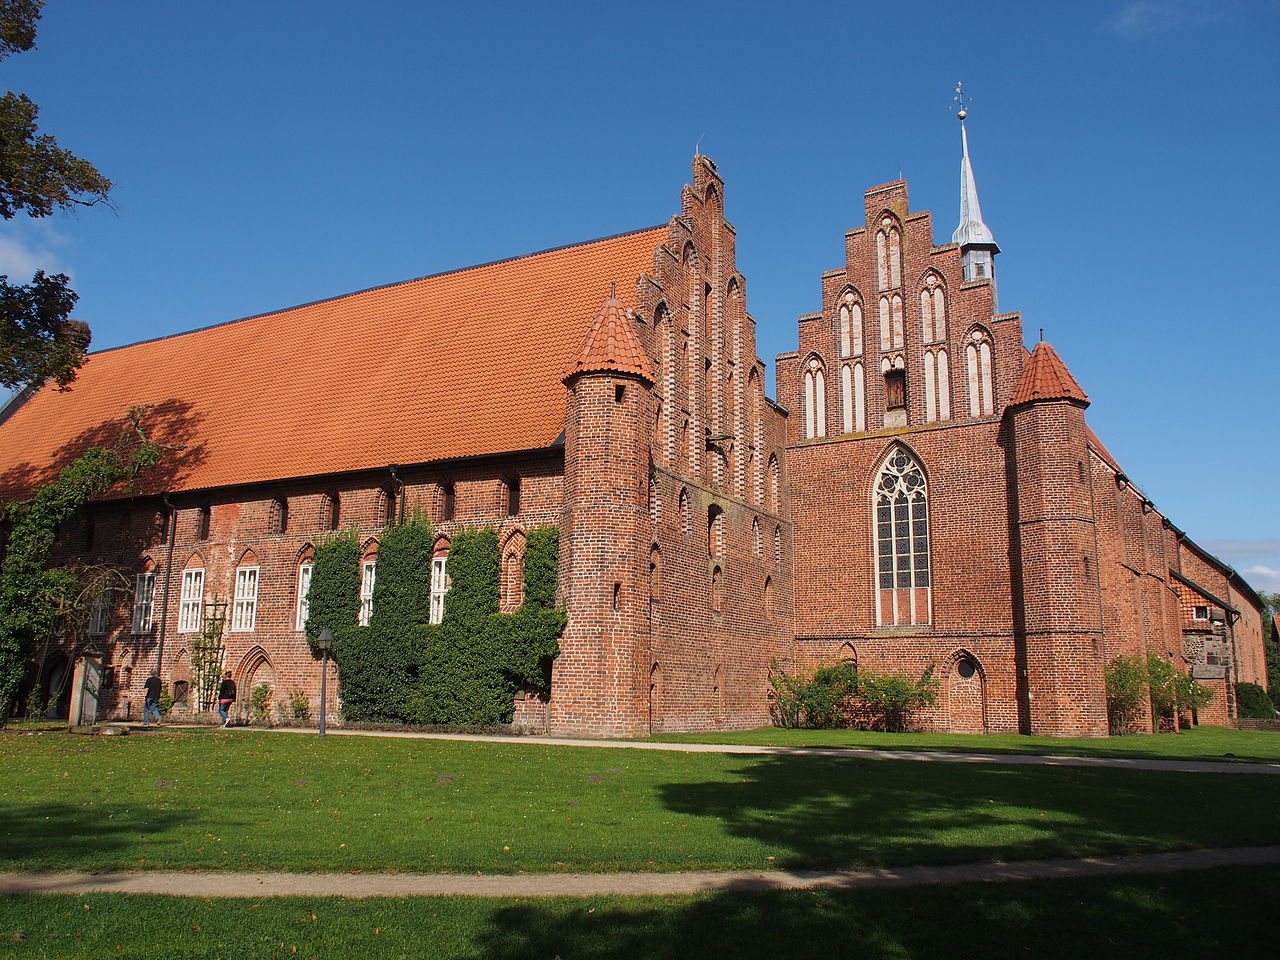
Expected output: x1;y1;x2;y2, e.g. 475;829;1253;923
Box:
0;800;186;876
658;754;1280;869
472;865;1273;960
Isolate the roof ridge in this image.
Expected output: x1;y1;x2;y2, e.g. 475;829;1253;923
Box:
84;224;668;358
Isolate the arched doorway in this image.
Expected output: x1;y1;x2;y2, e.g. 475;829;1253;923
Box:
40;654;73;720
947;653;986;734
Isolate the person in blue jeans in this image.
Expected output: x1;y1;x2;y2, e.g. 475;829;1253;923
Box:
217;672;236;727
143;673;162;724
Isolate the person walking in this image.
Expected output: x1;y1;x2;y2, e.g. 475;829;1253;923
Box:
217;671;236;727
143;673;162;725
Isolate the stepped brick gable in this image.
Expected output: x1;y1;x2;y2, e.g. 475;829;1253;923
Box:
1;149;1269;736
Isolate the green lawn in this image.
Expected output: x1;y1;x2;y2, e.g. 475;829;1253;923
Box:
2;730;1278;874
0;864;1276;959
651;724;1280;763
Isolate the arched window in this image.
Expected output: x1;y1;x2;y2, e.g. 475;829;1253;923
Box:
752;516;762;556
803;357;826;439
178;560;205;634
837;290;862;358
711;564;724;614
923;349;952;423
358;543;377;626
429;539;450;624
878;297;890;350
965;328;995;416
295;546;314;631
774;525;783;567
707;504;725;559
920;274;946;343
875;447;930;626
649;545;662;619
196;505;211;541
853;361;866;432
876;217;902;289
767;454;780;512
679;487;692;538
505;476;521;516
501;533;525;612
891;294;904;349
655;303;673;464
763;575;774;618
271;497;289;535
440;481;455;521
381;487;397;526
324;491;340;530
232;552;261;632
841;364;853;434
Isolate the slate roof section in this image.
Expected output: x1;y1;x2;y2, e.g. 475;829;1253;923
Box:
1010;341;1089;407
563;296;654;385
0;226;667;499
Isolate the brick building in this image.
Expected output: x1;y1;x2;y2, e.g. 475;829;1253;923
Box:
0;125;1269;736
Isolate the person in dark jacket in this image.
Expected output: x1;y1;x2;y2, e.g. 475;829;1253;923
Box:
217;672;236;727
143;673;162;724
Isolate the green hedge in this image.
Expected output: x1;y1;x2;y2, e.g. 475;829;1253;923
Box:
319;522;563;726
1236;682;1276;720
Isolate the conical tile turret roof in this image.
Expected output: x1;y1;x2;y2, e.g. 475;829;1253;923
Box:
563;294;654;385
1011;341;1089;407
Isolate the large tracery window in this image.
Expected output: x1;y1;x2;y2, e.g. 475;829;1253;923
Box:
875;448;930;626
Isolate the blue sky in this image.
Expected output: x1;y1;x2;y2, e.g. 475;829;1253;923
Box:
3;0;1278;592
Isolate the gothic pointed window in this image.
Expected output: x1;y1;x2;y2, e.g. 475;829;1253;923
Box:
853;361;866;432
924;350;951;423
876;218;902;290
874;447;930;626
965;328;995;416
890;294;904;350
920;274;946;343
841;364;853;434
804;358;827;439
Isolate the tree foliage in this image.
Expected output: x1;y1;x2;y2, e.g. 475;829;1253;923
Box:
1235;682;1276;720
0;0;111;391
0;407;173;714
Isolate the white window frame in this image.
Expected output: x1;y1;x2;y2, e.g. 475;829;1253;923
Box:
429;556;449;625
132;572;156;634
296;562;314;631
1192;605;1210;621
177;568;205;633
90;591;110;636
359;560;376;626
232;566;260;632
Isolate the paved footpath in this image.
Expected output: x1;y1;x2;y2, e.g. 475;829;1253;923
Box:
4;846;1279;899
151;724;1280;776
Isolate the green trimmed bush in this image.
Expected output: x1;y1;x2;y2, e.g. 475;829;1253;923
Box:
1236;682;1276;720
369;513;434;630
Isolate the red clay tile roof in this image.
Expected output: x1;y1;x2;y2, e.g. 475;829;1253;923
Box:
563;295;654;385
1010;341;1089;407
0;226;667;499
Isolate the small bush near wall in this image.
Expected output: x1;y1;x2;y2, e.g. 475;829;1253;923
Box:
329;523;563;726
1236;682;1277;720
1105;655;1147;734
769;661;936;732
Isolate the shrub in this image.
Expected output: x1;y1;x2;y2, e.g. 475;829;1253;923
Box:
250;683;272;722
1105;655;1147;734
769;660;935;731
305;529;361;648
288;689;311;721
369;513;434;630
1145;652;1180;723
857;666;938;732
1236;682;1276;719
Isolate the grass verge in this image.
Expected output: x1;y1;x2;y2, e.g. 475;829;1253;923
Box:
1;864;1276;959
3;730;1279;874
651;724;1280;763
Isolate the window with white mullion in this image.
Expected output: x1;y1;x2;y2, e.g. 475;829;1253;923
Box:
90;591;110;635
178;568;205;633
296;563;313;631
429;557;449;625
132;572;156;634
874;448;930;626
232;566;259;632
358;560;376;626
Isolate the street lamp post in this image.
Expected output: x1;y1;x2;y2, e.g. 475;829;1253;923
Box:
316;627;333;737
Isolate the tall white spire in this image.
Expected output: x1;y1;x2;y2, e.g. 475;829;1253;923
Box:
953;121;997;248
950;83;999;300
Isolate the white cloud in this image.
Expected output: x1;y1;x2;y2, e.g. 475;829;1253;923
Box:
1243;566;1280;594
0;224;67;280
1105;1;1229;38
